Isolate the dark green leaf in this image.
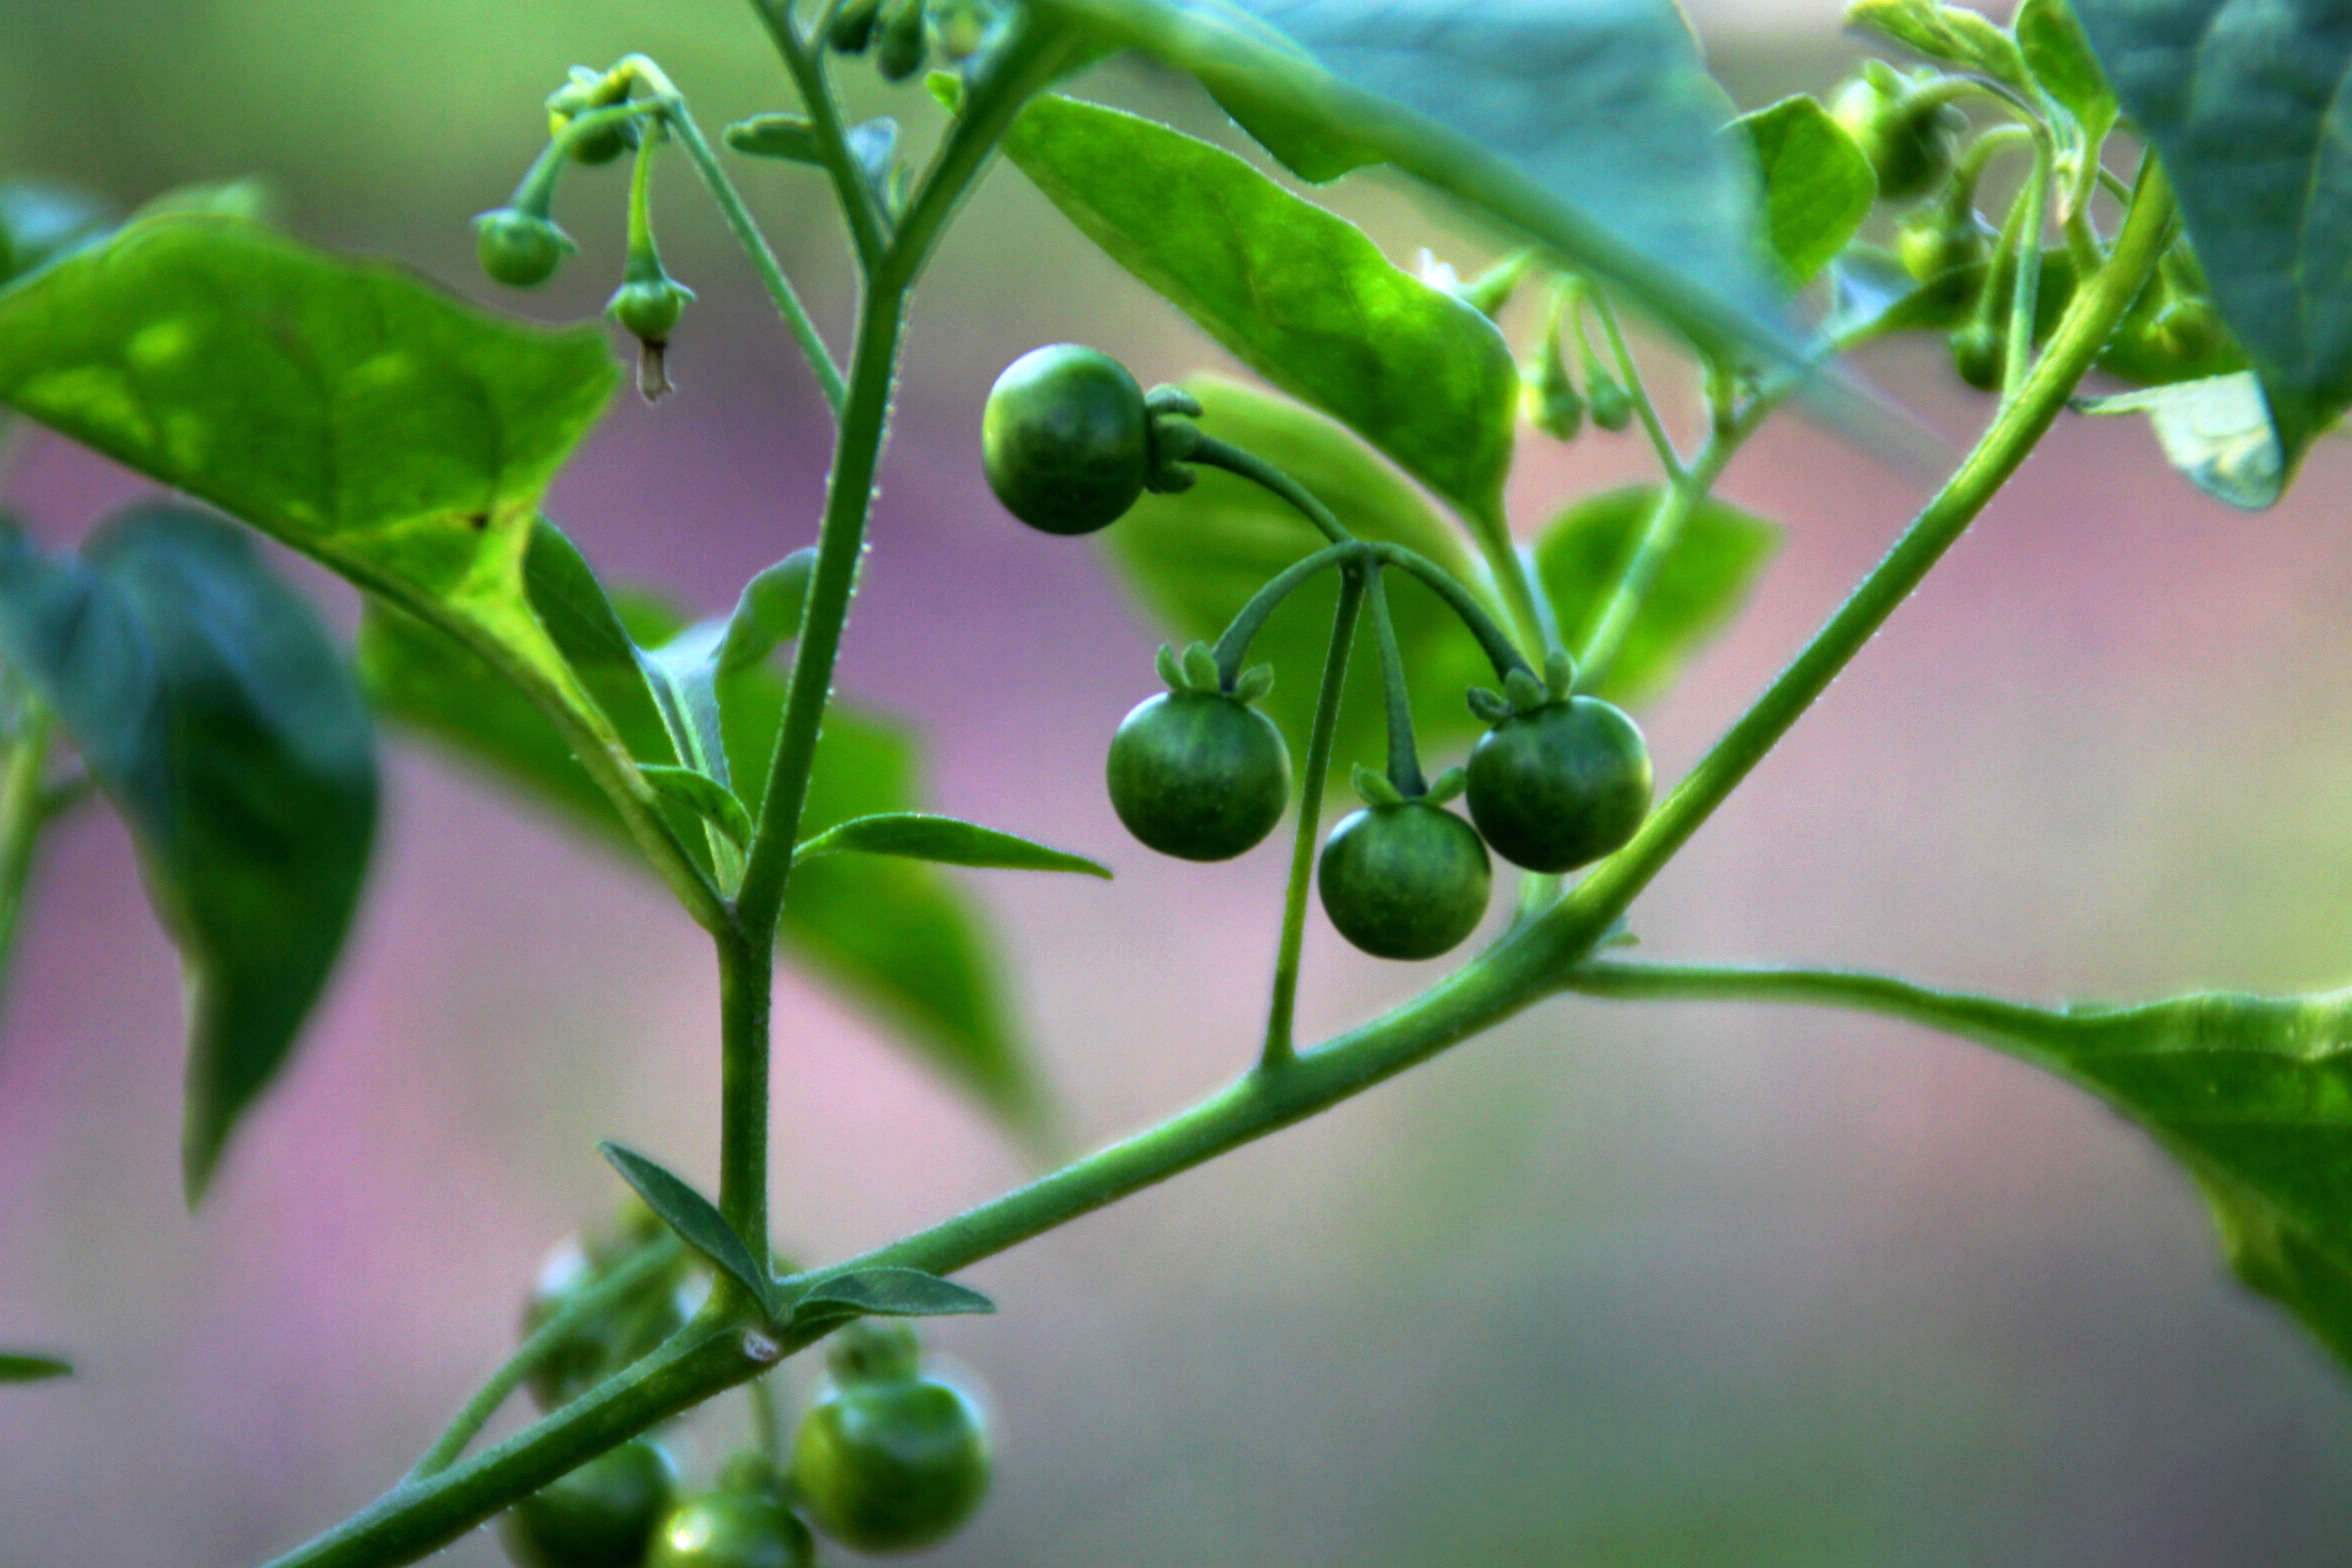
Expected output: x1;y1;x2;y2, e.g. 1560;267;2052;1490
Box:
1029;0;1792;368
2077;373;2284;511
358;526;1049;1135
1730;96;1877;285
1847;0;2033;94
640;765;754;850
790;1267;995;1326
1107;377;1504;785
1004;93;1516;539
0;1352;71;1383
2069;0;2352;502
796;813;1112;878
0;506;377;1201
0;214;627;741
598;1142;775;1316
1533;486;1778;708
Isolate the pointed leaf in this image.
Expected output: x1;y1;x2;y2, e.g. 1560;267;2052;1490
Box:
791;1267;995;1326
2068;0;2352;501
640;765;754;850
1534;486;1779;708
0;507;377;1201
599;1142;774;1316
1004;93;1518;539
1847;0;2033;94
717;550;816;675
1731;96;1876;285
795;812;1111;878
0;1352;71;1384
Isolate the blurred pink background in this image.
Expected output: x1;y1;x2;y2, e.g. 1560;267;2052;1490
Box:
6;3;2352;1564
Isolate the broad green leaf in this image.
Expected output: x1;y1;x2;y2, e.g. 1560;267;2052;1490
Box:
599;1142;776;1317
0;214;627;750
796;813;1112;878
0;183;111;285
358;527;1048;1134
640;765;754;851
2014;0;2118;217
0;506;376;1201
1533;487;1778;708
0;1352;71;1383
2069;0;2352;502
2078;373;2284;511
1107;377;1504;785
1027;0;1792;369
790;1267;995;1326
1004;94;1517;536
1730;97;1876;285
1847;0;2034;96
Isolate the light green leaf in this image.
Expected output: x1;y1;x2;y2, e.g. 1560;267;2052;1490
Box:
1004;93;1516;538
718;550;816;675
790;1267;995;1326
1730;97;1877;285
1533;487;1779;709
0;506;377;1202
599;1142;776;1317
2077;373;2284;512
0;1352;72;1384
1846;0;2033;95
2069;0;2352;502
1107;377;1504;784
358;526;1049;1136
1027;0;1791;369
640;765;754;851
796;813;1112;878
2014;0;2118;217
0;214;628;753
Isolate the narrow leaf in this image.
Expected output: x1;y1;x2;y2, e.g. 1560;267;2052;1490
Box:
0;1352;71;1383
1533;487;1779;708
1731;97;1876;285
791;1267;996;1325
0;507;377;1201
1005;93;1518;539
640;765;754;850
599;1142;774;1316
796;813;1112;879
2069;0;2352;500
717;550;816;674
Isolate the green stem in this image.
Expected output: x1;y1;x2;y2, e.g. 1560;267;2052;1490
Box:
1367;542;1536;682
1211;541;1363;685
407;1235;687;1480
1261;569;1366;1068
1545;162;2176;953
749;2;889;268
2001;139;2053;402
0;704;55;1024
715;926;777;1268
1585;287;1683;479
1573;417;1750;689
1188;436;1351;544
1365;567;1425;796
747;1372;787;1467
1562;959;2074;1055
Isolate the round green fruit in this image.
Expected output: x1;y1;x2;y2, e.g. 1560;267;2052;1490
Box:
1316;801;1492;961
500;1438;677;1568
1949;321;2003;391
475;209;572;289
790;1371;991;1553
646;1487;813;1568
981;344;1150;535
1464;697;1653;874
608;277;692;343
1106;690;1291;862
1831;76;1957;203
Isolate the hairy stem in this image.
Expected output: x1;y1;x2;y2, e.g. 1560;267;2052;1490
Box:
1261;569;1365;1067
716;925;778;1263
748;2;889;267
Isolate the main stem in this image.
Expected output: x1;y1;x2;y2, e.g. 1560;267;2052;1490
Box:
716;925;777;1262
1261;569;1365;1068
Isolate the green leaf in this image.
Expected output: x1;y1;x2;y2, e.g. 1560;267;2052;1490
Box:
1004;93;1516;538
599;1142;775;1317
2014;0;2118;217
789;1267;995;1326
1729;97;1877;285
717;550;816;675
2077;373;2284;512
0;214;627;753
358;525;1049;1135
0;506;377;1201
2068;0;2352;502
1533;486;1779;708
0;182;112;285
0;1352;71;1384
724;112;822;163
640;765;754;851
795;813;1112;878
1846;0;2033;95
1028;0;1791;367
1107;377;1504;784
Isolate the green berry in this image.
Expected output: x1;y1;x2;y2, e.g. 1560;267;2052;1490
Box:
1106;690;1291;862
475;209;573;289
982;344;1152;535
1316;801;1492;961
1831;75;1958;203
500;1438;677;1568
790;1368;991;1553
1464;697;1652;873
646;1488;813;1568
608;277;693;343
